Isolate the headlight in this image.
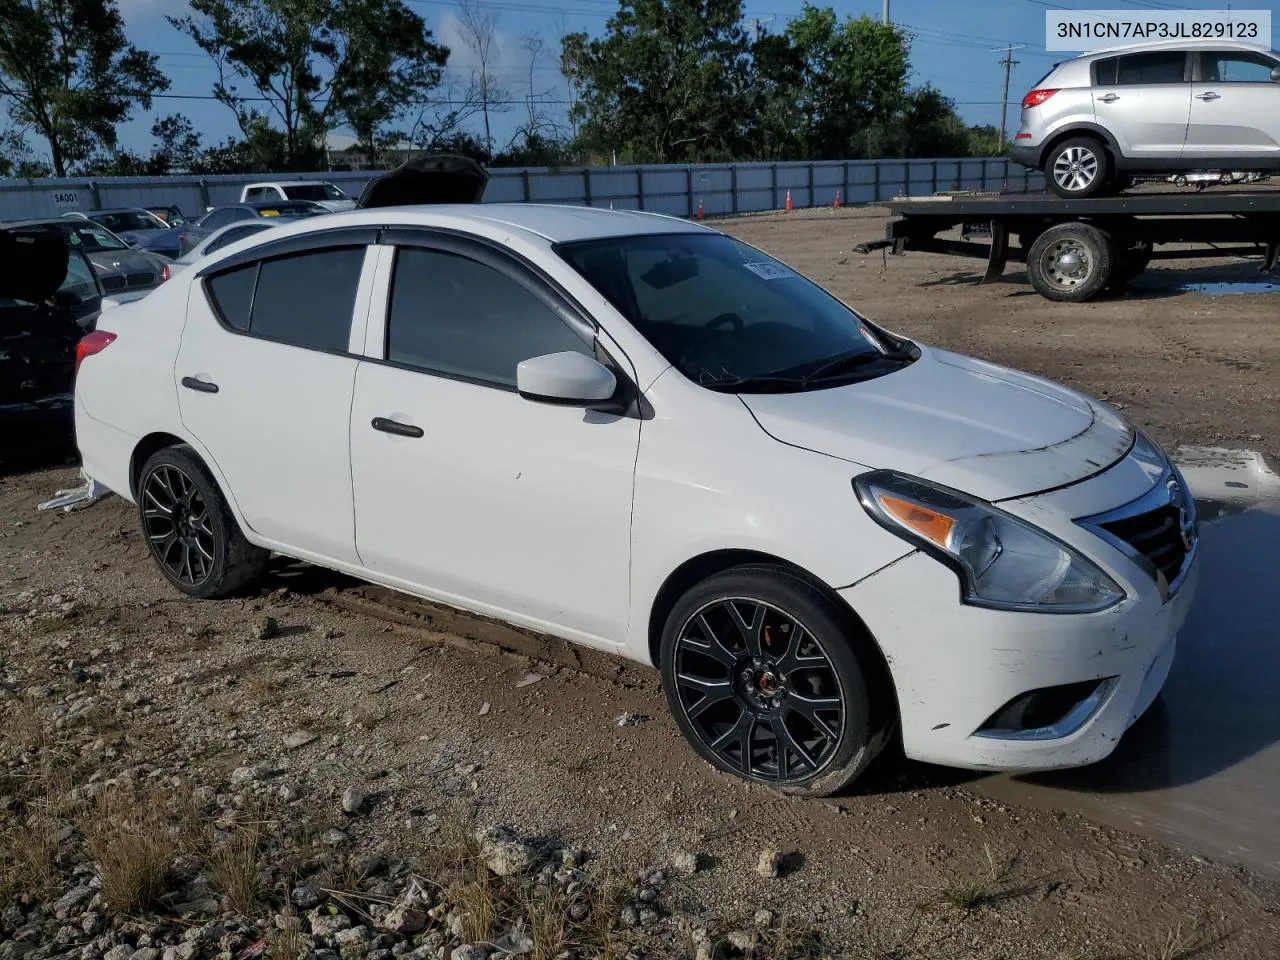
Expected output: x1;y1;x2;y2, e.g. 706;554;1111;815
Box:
854;471;1124;613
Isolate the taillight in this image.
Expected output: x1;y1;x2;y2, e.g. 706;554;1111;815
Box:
75;331;117;374
1022;88;1058;108
161;263;171;282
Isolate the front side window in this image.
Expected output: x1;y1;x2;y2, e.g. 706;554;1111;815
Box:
1114;51;1187;85
1202;51;1279;83
91;210;166;233
557;233;910;392
386;247;590;387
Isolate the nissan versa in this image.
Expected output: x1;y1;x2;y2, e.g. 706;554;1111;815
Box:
73;203;1198;794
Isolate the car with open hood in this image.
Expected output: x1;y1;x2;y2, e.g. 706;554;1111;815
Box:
85;207;184;258
73;155;1196;795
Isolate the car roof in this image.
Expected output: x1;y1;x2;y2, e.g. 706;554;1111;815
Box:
1075;39;1273;59
263;203;710;244
246;180;333;187
89;207;152;215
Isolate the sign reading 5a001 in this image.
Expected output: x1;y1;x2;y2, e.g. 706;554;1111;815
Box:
52;191;81;210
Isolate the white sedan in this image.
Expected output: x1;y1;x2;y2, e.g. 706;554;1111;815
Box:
73;203;1198;794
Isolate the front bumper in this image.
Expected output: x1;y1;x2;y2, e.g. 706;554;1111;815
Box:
842;437;1199;774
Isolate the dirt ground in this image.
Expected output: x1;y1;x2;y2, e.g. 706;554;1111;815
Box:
4;208;1280;958
719;208;1280;461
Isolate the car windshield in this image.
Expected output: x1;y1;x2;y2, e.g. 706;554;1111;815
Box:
254;202;325;217
49;222;128;252
557;233;913;391
91;210;166;233
283;184;345;201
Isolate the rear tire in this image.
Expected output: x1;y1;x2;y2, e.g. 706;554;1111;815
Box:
137;445;268;599
1027;223;1115;302
659;564;892;796
1045;137;1112;199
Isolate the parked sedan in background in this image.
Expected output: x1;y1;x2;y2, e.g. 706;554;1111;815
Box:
6;218;171;294
75;196;1197;795
178;200;326;255
167;218;297;274
146;205;189;227
84;207;183;258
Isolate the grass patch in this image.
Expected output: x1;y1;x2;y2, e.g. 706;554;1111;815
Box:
82;783;191;912
937;843;1016;913
1125;919;1233;960
208;808;266;915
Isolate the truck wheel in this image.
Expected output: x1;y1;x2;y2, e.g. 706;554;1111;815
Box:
1045;137;1112;199
1027;223;1114;302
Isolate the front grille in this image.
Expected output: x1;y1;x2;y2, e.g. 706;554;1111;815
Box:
1101;504;1188;586
126;271;155;287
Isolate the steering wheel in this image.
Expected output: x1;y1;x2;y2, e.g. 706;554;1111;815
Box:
678;312;745;366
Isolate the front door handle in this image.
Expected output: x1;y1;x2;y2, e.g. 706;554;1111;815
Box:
371;417;424;439
1195;91;1221;101
1098;93;1120;103
181;376;219;394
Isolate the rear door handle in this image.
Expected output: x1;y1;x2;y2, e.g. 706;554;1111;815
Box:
371;417;424;439
1098;93;1120;103
1195;91;1220;101
181;376;219;394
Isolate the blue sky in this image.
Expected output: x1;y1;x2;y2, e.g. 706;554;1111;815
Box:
108;0;1280;158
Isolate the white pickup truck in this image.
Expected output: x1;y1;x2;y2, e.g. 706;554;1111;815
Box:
238;181;356;212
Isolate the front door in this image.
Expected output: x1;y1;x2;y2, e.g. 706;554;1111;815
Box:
1186;49;1280;160
1092;49;1192;158
349;238;640;646
175;237;377;565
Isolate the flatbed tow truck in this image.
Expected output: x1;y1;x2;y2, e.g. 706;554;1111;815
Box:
855;188;1280;302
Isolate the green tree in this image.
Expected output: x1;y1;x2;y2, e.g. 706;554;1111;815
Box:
858;85;972;159
170;0;448;171
0;0;168;177
561;0;754;164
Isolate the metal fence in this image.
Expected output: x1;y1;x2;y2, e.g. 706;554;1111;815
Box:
0;157;1045;222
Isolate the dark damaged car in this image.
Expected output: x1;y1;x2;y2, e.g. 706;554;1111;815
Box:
7;218;171;295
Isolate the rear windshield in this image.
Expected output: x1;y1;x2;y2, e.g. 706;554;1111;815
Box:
283;184;345;202
91;210;166;233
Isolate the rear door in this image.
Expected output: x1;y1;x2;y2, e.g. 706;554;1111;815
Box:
175;229;379;564
1092;50;1192;157
1186;49;1280;159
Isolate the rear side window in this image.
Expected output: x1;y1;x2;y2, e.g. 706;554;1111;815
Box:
249;248;364;352
1114;51;1186;85
206;264;256;331
1093;57;1118;86
206;223;270;255
386;247;590;387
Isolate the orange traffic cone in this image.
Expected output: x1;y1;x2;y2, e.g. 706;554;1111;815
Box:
696;198;704;220
785;189;793;212
833;189;841;209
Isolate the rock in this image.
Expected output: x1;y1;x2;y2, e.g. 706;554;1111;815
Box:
311;910;353;939
478;702;490;716
381;903;426;936
334;926;370;947
290;884;323;909
638;888;657;904
104;947;134;960
475;825;533;876
54;885;96;919
283;730;317;750
81;912;103;936
567;902;589;923
173;898;220;919
620;907;639;928
614;714;648;726
451;949;488;960
492;924;533;955
252;616;279;640
131;950;160;960
726;931;755;951
756;849;782;879
163;942;199;960
753;909;774;928
230;763;273;786
673;851;700;875
322;828;349;847
514;673;544;688
341;785;365;815
638;908;658;926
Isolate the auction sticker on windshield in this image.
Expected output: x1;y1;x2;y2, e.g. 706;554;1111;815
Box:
1046;9;1270;50
743;261;793;281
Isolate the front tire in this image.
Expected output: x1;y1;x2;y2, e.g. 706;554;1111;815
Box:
137;445;268;599
659;565;891;796
1026;222;1115;302
1045;137;1112;199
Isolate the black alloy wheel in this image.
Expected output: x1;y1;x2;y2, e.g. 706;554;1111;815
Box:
141;463;216;586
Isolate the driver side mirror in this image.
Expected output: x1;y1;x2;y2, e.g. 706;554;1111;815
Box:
517;352;617;406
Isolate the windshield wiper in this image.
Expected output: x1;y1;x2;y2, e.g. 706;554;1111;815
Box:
806;348;913;382
701;373;816;393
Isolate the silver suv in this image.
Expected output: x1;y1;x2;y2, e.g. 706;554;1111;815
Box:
1012;41;1280;198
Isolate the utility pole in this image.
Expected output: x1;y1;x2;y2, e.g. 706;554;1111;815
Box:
746;16;774;41
993;44;1025;153
882;0;889;23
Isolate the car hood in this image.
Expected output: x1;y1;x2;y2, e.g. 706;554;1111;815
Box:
741;346;1134;501
129;227;182;251
315;199;357;212
85;248;162;273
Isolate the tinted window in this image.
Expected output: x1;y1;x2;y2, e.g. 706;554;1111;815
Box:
1202;51;1278;83
92;210;166;233
206;264;256;331
1093;57;1118;86
284;184;345;201
250;248;364;351
200;208;236;231
206;222;272;254
1115;51;1186;85
244;188;266;201
387;247;590;387
231;207;257;223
